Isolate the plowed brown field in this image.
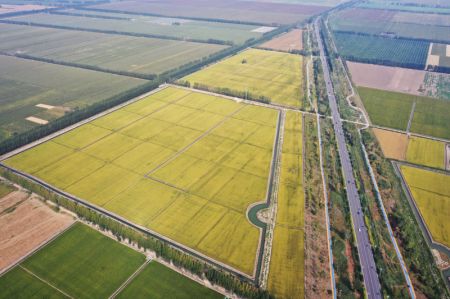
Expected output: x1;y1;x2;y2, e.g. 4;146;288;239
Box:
0;191;74;272
261;29;303;52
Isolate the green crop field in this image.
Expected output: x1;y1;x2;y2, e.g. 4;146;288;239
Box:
117;261;222;299
0;223;146;299
406;136;445;169
358;87;450;139
268;111;304;299
3;86;279;276
0;23;227;76
7;12;262;45
183;48;304;107
0;55;147;143
334;32;429;69
401;166;450;248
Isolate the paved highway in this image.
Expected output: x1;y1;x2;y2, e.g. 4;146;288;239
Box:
314;18;382;299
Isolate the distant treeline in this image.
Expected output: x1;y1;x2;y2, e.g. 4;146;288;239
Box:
342;55;425;70
176;81;271;104
0;19;234;46
0;24;290;155
426;65;450;74
0;167;274;299
50;10;133;21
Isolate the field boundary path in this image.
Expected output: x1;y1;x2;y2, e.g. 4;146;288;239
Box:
315;17;382;299
406;102;416;134
109;258;152;299
19;265;73;298
393;162;450;289
257;109;285;288
360;137;416;298
316;114;337;299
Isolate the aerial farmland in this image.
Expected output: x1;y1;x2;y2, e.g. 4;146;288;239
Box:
0;0;449;298
182;48;305;107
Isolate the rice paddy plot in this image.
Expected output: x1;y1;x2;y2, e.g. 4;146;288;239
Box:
0;223;146;299
268;111;305;299
183;48;304;107
0;55;147;143
0;23;228;76
116;261;222;299
3;86;280;276
406;136;445;169
401;166;450;248
358;87;450;139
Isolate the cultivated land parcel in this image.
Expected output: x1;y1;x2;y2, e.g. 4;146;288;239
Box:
3;86;280;276
0;23;227;76
6;12;263;45
358;87;450;140
183;48;304;107
268;111;305;299
0;222;145;299
0;222;222;299
0;55;147;142
401;166;450;248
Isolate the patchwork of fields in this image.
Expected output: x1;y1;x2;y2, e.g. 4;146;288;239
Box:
373;128;446;169
268;111;305;299
0;55;147;142
90;0;328;25
348;61;450;101
330;7;450;43
0;188;74;272
427;43;450;70
3;86;280;276
0;23;228;76
401;166;450;248
183;48;304;107
358;87;450;139
6;12;263;45
0;223;146;299
334;32;429;69
0;222;221;298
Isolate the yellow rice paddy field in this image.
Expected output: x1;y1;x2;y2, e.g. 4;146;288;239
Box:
183;48;304;107
406;136;445;169
268;111;305;299
373;128;446;169
3;86;280;276
401;166;450;248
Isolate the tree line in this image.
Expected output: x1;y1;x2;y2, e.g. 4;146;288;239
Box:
0;167;274;299
176;81;271;104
